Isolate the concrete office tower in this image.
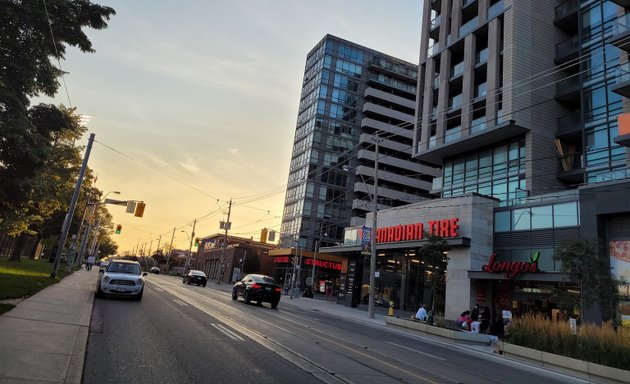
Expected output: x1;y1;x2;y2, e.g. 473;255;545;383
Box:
413;0;630;202
280;35;439;252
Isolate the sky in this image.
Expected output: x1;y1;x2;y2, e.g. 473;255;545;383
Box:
43;0;424;254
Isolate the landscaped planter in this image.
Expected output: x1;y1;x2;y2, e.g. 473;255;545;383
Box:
499;343;629;383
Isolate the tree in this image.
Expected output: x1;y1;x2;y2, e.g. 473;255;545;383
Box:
0;1;115;259
553;238;619;322
417;233;450;316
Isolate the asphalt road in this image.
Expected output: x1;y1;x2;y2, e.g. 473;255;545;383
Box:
84;275;595;384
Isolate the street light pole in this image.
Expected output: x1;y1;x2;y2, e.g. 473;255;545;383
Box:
218;199;232;284
186;219;197;273
368;135;380;319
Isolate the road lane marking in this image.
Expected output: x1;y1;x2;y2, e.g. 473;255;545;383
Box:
385;342;446;361
211;323;244;341
173;299;188;307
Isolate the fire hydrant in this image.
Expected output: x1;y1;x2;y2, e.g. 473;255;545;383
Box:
388;301;394;316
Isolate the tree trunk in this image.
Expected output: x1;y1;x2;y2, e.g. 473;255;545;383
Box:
9;233;27;262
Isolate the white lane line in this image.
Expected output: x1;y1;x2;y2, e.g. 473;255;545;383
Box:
173;299;188;307
385;341;447;361
154;287;164;293
211;323;244;341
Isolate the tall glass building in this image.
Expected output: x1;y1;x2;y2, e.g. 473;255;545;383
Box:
280;35;439;252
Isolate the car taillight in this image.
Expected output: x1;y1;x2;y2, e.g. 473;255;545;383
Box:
251;283;262;289
275;287;282;293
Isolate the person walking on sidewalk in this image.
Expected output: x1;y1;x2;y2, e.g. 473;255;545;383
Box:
86;254;95;271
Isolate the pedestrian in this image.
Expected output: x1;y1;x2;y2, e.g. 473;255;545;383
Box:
470;304;480;322
86;254;95;271
415;304;428;321
480;306;491;334
325;283;332;299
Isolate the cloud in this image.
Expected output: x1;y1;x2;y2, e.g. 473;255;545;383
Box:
228;148;239;155
178;158;201;174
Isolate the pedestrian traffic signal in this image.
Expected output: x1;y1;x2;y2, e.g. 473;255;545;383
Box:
134;201;146;218
115;224;122;234
194;237;200;247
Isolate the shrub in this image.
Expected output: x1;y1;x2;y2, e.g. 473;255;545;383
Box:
509;313;630;369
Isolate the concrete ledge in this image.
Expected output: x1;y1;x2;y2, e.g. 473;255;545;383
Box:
501;343;630;383
385;316;491;344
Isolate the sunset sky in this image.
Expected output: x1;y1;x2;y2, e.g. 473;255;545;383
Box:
42;0;423;253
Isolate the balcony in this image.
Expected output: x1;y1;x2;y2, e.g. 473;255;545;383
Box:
415;120;529;165
445;126;462;143
556;153;585;184
430;15;441;40
427;42;440;57
450;61;465;79
611;62;630;98
459;16;479;38
553;0;578;32
556;111;582;138
448;94;463;112
609;0;630;7
555;35;579;65
555;75;581;105
470;116;487;134
488;0;505;20
475;48;488;66
608;14;630;52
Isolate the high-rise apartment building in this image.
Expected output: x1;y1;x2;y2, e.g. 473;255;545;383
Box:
322;1;630;321
280;35;439;253
406;0;630;321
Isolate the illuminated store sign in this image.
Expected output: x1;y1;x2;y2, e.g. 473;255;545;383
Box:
376;217;460;243
273;256;342;270
482;252;540;279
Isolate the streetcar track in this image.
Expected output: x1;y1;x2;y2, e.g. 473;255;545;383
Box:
145;278;595;384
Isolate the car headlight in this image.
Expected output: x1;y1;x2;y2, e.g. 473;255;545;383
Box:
136;278;144;285
103;276;111;283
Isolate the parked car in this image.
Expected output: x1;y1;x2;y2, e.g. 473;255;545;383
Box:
149;267;160;274
183;270;207;286
96;260;147;301
232;274;281;308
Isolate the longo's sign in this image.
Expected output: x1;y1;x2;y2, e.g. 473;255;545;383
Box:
482;252;540;279
376;217;460;243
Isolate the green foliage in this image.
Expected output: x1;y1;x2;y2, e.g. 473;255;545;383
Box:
553;238;619;321
510;313;630;370
418;233;449;312
0;0;115;241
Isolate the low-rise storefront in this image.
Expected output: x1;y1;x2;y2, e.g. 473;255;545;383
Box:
268;248;343;295
320;194;497;320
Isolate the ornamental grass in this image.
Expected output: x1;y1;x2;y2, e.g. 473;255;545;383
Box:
509;313;630;370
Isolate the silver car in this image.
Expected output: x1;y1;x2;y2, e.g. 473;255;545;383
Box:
96;260;148;301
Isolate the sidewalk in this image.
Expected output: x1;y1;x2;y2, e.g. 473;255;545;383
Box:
0;268;96;384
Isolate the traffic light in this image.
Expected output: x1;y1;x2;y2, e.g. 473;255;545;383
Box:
134;201;146;218
115;224;122;234
194;237;200;247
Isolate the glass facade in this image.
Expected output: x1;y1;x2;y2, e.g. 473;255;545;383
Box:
281;36;421;251
580;1;628;183
442;137;526;202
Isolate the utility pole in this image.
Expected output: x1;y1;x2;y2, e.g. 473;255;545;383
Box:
52;133;95;278
166;227;176;273
186;219;197;274
218;199;232;284
156;235;162;256
368;134;381;319
311;222;323;291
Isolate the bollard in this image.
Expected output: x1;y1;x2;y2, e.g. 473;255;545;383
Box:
388;301;394;316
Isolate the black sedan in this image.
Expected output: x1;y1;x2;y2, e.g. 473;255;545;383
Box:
183;270;207;286
232;274;281;308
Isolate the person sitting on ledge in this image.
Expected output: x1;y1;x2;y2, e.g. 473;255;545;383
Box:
415;304;428;322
